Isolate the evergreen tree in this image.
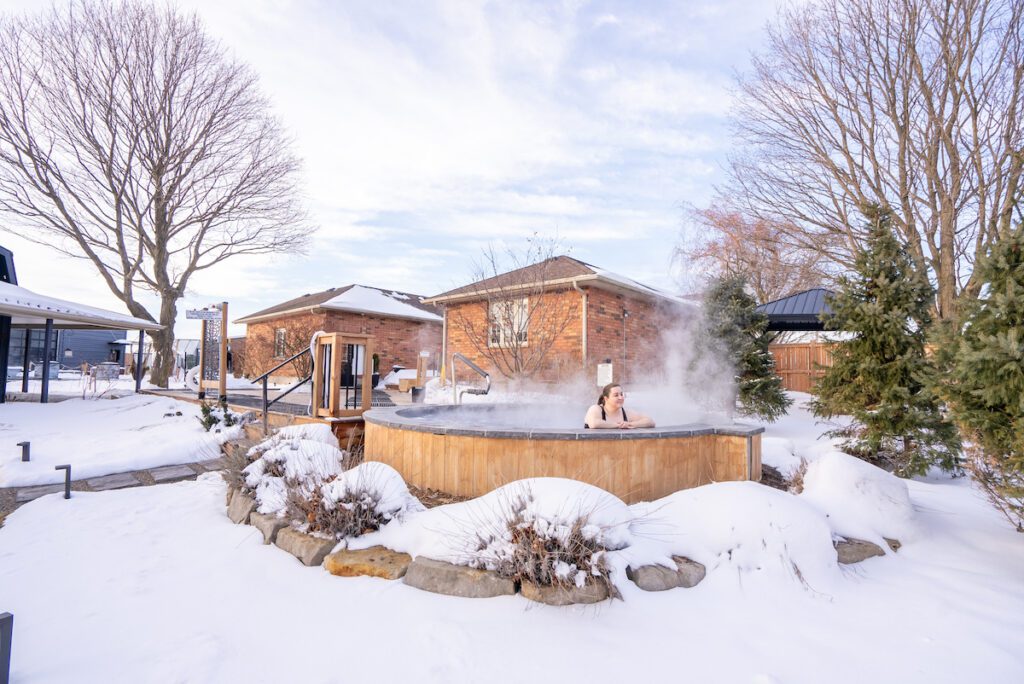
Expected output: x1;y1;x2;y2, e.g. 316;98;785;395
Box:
703;275;791;421
811;205;960;476
941;227;1024;530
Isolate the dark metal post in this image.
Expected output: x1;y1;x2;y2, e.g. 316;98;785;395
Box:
262;378;269;434
16;442;28;462
55;464;71;499
20;328;30;393
135;329;145;393
40;318;53;403
0;315;10;404
0;611;12;684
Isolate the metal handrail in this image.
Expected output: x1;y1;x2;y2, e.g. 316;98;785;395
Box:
451;353;490;404
257;348;313;433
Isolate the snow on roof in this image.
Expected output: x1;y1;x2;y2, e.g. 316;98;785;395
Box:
321;285;443;322
0;281;161;330
588;267;692;307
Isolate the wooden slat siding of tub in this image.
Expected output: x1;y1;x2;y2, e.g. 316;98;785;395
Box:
363;422;762;504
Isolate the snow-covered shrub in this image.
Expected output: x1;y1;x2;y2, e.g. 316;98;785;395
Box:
799;451;915;544
629;481;841;591
242;431;349;517
197;398;243;432
287;462;423;538
467;479;632;597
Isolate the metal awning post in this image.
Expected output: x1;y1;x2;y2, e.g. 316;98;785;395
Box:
135;329;144;393
0;315;10;404
40;318;53;403
20;327;30;393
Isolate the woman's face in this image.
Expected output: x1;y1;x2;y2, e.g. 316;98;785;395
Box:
605;386;625;410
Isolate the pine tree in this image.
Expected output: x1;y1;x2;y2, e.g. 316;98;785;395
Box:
703;275;791;421
941;226;1024;529
811;205;960;476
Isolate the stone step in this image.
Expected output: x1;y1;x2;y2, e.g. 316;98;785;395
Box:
149;464;198;483
15;483;66;503
86;472;141;492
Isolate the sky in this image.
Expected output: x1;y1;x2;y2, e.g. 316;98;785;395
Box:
0;0;783;338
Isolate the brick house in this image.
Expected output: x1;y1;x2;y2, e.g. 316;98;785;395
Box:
236;285;442;382
425;256;695;384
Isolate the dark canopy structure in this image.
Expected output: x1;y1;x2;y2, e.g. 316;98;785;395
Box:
0;246;161;403
756;288;835;331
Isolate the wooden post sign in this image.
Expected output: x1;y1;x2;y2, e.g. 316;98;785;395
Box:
186;302;228;401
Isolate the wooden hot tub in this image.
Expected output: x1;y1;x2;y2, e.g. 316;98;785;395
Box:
363;404;763;504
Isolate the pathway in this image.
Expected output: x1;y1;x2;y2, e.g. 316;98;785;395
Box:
0;455;233;525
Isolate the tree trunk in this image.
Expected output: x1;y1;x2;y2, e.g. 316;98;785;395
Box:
147;295;178;388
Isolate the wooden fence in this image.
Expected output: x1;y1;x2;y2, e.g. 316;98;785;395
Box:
769;342;834;393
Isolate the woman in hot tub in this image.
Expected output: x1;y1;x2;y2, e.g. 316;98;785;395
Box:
584;383;655;429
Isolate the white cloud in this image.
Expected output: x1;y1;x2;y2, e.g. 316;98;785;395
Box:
0;0;782;340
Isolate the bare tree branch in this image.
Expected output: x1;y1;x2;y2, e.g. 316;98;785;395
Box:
449;236;579;380
725;0;1024;320
0;0;311;385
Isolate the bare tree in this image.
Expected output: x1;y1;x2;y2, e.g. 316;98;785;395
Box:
0;1;309;386
675;205;833;303
726;0;1024;321
449;238;579;380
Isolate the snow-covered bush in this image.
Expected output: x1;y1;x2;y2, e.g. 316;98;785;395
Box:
232;423;350;516
288;462;423;539
197;398;244;432
629;481;841;591
467;479;632;596
799;451;915;545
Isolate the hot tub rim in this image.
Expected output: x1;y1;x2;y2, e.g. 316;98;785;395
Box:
363;404;764;440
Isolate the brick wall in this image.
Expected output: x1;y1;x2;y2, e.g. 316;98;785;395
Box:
585;288;671;384
443;286;683;385
444;288;583;383
244;310;442;381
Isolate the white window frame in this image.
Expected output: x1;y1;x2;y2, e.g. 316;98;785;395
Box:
488;297;529;348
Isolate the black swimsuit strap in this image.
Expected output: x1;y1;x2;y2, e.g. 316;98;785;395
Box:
599;406;627;422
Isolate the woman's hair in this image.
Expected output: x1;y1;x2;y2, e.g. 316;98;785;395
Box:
597;383;621;407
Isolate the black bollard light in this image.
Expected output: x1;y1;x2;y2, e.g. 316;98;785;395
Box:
16;442;28;462
54;464;71;499
0;611;12;684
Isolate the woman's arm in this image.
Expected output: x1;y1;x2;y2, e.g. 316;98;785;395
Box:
625;411;655;428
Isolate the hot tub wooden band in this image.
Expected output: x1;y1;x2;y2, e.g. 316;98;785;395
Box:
364;407;763;504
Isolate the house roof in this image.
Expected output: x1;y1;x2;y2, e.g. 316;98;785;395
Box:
425;255;689;306
235;284;442;325
0;281;162;330
755;288;835;331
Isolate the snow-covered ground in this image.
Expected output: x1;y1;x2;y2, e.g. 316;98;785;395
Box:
0;394;241;486
0;392;1022;682
6;371;262;398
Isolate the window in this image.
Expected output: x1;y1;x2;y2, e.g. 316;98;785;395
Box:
273;328;287;357
488;297;528;347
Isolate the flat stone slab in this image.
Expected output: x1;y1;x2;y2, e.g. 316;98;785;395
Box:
197;457;229;471
325;546;412;580
86;473;141;492
520;580;610;606
149;465;197;483
15;484;65;503
403;557;516;598
227;491;257;525
836;538;887;564
250;511;289;544
627;556;706;591
274;527;335;566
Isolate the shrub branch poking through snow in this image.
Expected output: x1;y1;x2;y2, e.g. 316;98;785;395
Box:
289;462;423;539
465;480;632;599
234;424;422;538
